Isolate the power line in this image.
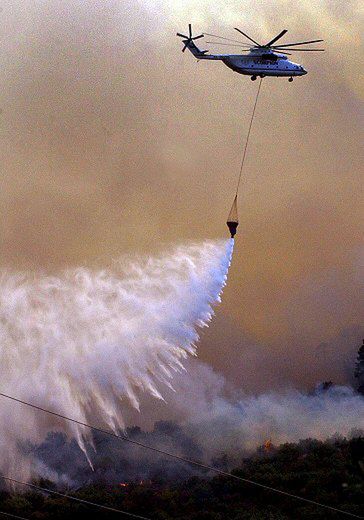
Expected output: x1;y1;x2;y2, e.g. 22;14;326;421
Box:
0;511;31;520
235;77;263;196
0;475;151;519
0;392;362;519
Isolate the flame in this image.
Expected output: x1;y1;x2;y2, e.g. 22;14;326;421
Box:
139;479;152;486
264;439;273;452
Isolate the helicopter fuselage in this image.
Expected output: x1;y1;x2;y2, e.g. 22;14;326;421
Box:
183;39;307;78
222;54;307;77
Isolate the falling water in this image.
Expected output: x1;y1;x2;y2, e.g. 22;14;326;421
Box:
0;239;234;481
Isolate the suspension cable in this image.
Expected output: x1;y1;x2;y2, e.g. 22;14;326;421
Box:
0;392;361;518
235;77;263;197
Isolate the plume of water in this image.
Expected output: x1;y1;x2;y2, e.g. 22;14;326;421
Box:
0;239;234;481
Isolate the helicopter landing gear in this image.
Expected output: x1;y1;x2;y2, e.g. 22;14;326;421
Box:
251;75;257;81
288;77;293;82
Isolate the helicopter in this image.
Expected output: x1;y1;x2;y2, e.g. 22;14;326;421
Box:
177;25;324;81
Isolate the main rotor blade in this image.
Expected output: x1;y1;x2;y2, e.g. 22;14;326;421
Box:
265;29;288;47
189;23;192;39
257;51;292;55
206;41;253;48
192;34;204;40
177;32;188;38
274;47;324;51
206;42;292;54
204;32;252;44
234;28;261;46
272;39;323;48
205;42;293;54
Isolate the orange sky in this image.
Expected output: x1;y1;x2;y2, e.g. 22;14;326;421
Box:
0;0;362;389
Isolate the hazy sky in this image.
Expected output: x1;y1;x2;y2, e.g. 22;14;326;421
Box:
0;0;363;389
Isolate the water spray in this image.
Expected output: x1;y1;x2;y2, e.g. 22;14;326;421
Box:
0;239;233;480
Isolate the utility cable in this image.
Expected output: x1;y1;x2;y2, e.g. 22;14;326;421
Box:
0;511;31;520
235;77;263;197
0;475;151;519
0;392;362;518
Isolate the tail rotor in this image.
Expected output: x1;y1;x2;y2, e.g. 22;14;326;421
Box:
177;24;204;52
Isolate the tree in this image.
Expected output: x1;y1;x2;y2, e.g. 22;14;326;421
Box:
354;339;364;395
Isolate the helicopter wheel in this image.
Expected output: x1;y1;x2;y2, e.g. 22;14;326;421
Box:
251;75;257;81
288;77;293;82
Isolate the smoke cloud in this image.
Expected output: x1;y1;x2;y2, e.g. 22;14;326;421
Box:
33;360;364;486
0;0;362;389
0;239;233;482
0;0;362;488
163;362;364;456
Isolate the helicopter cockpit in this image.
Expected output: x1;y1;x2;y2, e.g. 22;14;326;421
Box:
261;53;279;61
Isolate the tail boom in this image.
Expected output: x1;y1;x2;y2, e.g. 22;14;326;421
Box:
182;39;221;60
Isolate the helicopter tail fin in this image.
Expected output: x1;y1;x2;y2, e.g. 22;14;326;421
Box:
183;39;209;58
177;25;220;60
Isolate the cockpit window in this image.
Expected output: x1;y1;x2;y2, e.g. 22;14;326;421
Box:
261;54;278;62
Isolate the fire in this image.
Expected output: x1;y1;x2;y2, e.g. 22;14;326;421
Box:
119;479;152;488
264;439;273;452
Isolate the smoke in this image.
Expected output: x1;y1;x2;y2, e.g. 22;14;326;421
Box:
129;360;364;453
178;366;364;458
1;233;362;487
33;361;364;486
0;0;362;387
0;238;233;482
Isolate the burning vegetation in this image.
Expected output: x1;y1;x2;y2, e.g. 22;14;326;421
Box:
0;436;362;519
